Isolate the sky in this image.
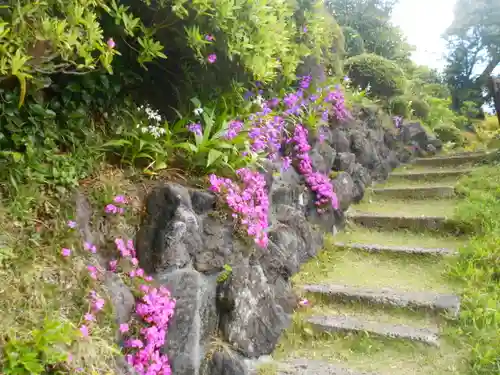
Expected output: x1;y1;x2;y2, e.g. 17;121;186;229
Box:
391;0;457;71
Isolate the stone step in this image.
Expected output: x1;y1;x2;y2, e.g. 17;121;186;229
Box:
370;186;455;199
307;315;440;346
302;284;460;317
333;242;458;256
275;359;379;375
389;168;473;181
413;153;490;167
346;211;449;232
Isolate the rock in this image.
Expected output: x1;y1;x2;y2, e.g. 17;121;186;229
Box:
157;269;218;375
310;142;336;174
136;184;202;273
103;273;135;327
329;128;351;152
332;172;355;211
350;164;371;203
190;190;216;214
208;350;274;375
333;152;356;174
400;122;432;150
219;264;292;358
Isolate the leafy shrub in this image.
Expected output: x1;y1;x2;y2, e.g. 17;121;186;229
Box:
2;319;75;375
426;97;458;128
344;53;405;98
433;123;464;145
342;27;365;57
410;98;430;119
389;96;409;117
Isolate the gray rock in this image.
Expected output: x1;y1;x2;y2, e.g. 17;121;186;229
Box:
190;190;216;214
310;142;336;174
400;122;433;151
219;264;292;358
333;152;356;174
330;128;351;152
332;172;354;211
332;242;458;256
350;164;371;203
136;184;202;273
276;359;379;375
103;273;135;326
157;268;218;375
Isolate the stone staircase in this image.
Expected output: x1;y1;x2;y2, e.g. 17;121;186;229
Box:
266;151;493;375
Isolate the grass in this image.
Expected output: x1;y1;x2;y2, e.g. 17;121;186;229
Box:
447;166;500;375
333;226;467;250
293;239;458;293
0;167;142;373
376;178;460;188
351;198;458;217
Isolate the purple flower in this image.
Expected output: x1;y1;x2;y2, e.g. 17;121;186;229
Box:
61;248;71;257
281;156;292;171
187;123;202;136
299;75;312;90
67;220;77;228
393;116;403;129
303;25;308;33
113;195;127;204
224;120;244;140
107;38;115;49
205;34;214;41
207;53;217;64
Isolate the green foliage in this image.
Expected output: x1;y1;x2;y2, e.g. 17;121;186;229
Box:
389;96;409;117
425;97;458;129
410;98;430;120
451;166;500;374
342;26;365;57
0;0;165;105
433;123;464;145
344;53;405;98
217;264;233;284
2;319;75;375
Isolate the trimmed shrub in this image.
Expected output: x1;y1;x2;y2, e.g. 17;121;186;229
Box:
411;98;430;120
344;54;405;98
434;123;464;145
342;27;365;57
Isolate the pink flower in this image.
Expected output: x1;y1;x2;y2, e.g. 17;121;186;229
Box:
87;265;98;280
131;257;139;266
61;248;71;257
109;259;118;272
114;195;127;204
84;242;97;253
79;325;89;337
119;323;129;333
67;220;77;228
205;34;214;41
93;298;105;312
207;53;217;64
105;204;119;214
84;313;95;322
144;275;153;282
107;38;115;49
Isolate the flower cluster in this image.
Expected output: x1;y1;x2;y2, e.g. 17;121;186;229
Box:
209;168;269;248
290;125;339;213
187;123;202;136
324;87;350;122
137;104;166;139
248;111;285;161
224;120;244;140
63;195;175;375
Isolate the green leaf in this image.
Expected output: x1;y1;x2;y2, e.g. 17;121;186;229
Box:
207;149;223;167
102;139;132;148
174;142;197;153
190;97;202;108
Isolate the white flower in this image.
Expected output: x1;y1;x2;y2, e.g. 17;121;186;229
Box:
193;107;204;116
252;95;264;107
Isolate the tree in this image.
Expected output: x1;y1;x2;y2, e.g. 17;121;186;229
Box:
444;0;500;112
326;0;413;62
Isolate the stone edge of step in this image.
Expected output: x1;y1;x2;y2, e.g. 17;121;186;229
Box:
274;359;380;375
307;315;440;346
333;242;458;256
301;283;460;317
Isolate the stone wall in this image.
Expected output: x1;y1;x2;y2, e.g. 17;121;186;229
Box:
106;106;434;375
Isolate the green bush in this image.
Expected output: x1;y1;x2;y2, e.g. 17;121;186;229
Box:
389;96;409;117
433;123;464;145
344;54;405;98
342;27;365;57
410;98;430;119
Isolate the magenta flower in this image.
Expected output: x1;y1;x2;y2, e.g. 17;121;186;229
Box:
67;220;77;228
61;248;71;257
105;204;119;214
109;259;118;272
84;242;97;254
205;34;214;41
87;265;98;280
299;298;310;307
93;298;105;312
107;38;115;49
114;195;127;204
207;53;217;64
